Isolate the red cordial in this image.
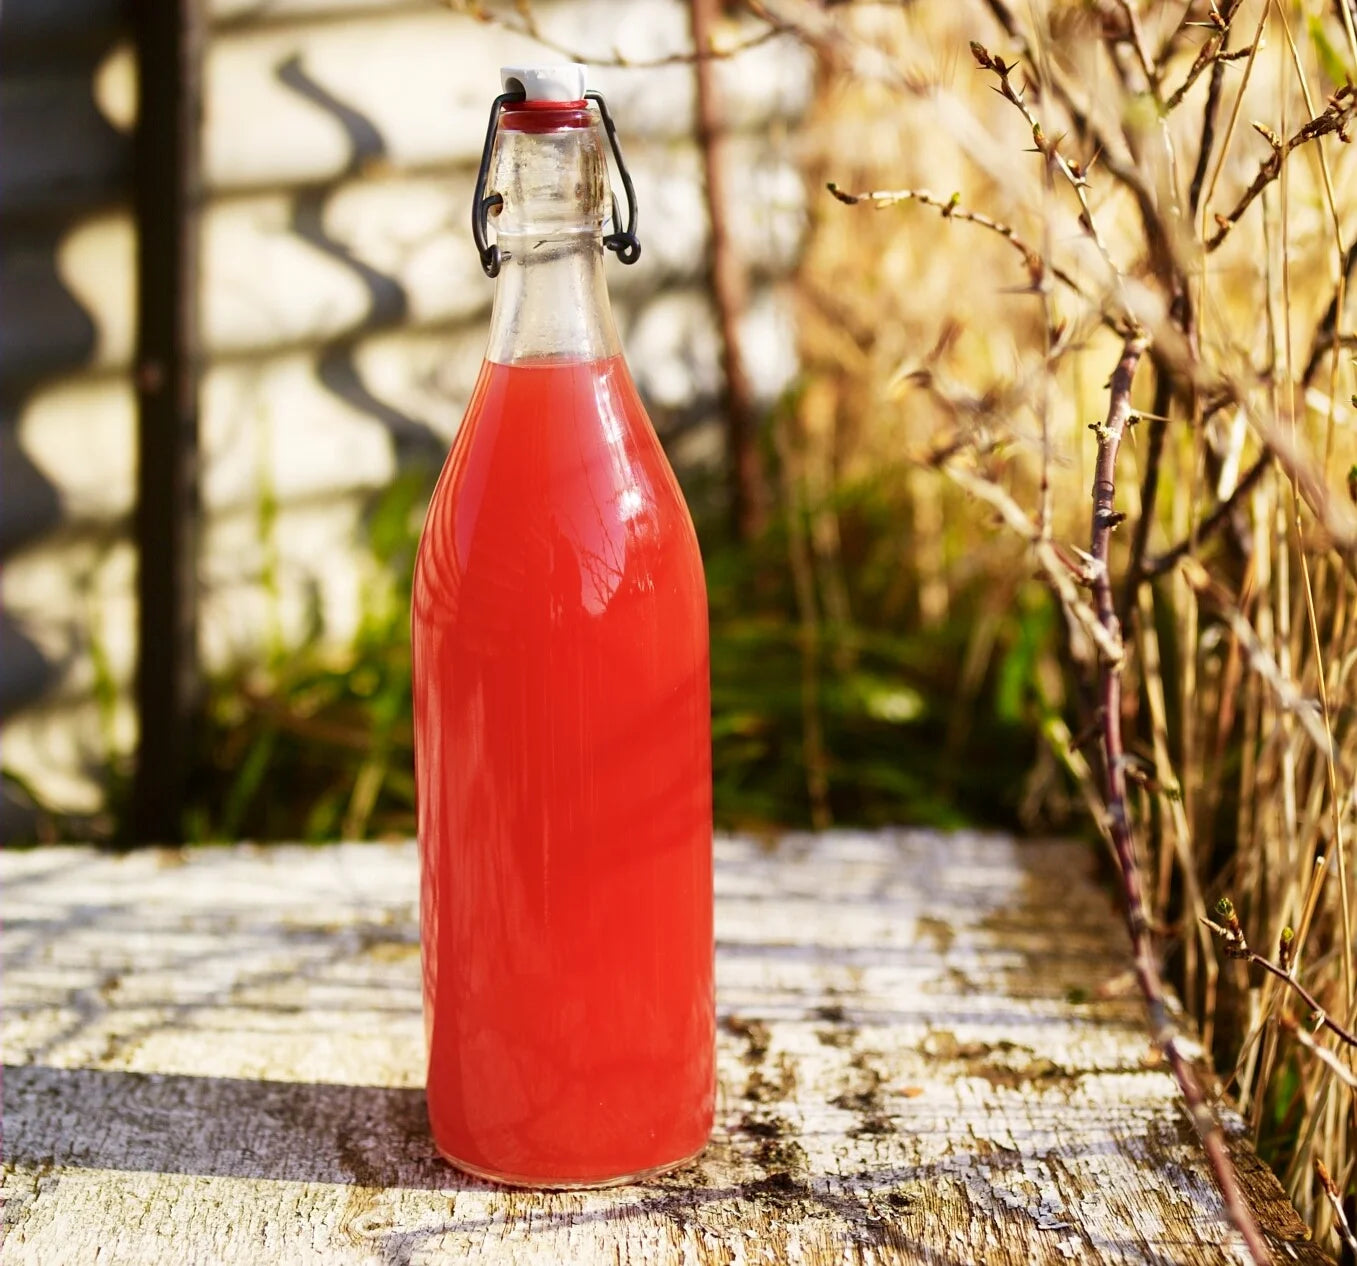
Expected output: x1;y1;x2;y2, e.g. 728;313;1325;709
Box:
412;355;715;1185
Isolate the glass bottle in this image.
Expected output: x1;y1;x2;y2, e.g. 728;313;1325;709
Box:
411;66;715;1188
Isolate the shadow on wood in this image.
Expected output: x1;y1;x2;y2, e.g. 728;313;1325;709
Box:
3;1063;452;1190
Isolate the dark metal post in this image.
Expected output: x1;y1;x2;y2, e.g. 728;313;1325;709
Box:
131;0;202;843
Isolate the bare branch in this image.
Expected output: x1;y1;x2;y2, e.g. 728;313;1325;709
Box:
1302;238;1357;387
1144;450;1272;579
970;41;1124;284
1163;0;1245;112
1188;33;1230;216
444;0;780;67
1088;335;1272;1266
693;0;766;539
979;0;1183;294
826;183;1088;298
1204;903;1357;1048
1206;86;1357;252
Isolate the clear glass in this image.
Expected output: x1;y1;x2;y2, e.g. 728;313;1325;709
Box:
484;115;620;364
411;101;715;1189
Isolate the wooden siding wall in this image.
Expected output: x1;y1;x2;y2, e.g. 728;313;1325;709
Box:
0;0;810;833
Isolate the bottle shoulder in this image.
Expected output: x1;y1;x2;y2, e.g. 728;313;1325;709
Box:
413;356;704;627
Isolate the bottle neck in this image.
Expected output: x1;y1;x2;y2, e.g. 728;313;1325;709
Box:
486;234;620;365
484;105;621;366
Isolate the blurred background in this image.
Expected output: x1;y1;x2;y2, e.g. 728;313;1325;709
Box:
2;0;812;842
2;0;1044;848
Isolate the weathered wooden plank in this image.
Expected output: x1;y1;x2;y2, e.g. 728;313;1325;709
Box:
0;833;1325;1263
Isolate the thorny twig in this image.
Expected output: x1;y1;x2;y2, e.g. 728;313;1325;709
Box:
825;183;1088;298
1206;85;1357;252
970;41;1124;290
1088;335;1273;1266
1204;900;1357;1049
1164;0;1246;112
979;0;1181;293
1315;1160;1357;1257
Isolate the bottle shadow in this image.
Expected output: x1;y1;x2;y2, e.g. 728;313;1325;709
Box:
3;1062;467;1191
3;1060;1206;1266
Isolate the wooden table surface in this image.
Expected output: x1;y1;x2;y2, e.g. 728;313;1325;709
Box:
1;832;1326;1264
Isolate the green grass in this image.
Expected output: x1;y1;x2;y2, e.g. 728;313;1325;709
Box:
175;458;1049;843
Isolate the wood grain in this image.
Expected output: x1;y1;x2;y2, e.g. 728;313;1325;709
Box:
1;833;1327;1263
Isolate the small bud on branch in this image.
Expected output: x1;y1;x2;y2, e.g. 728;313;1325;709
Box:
1278;926;1294;974
1203;907;1357;1048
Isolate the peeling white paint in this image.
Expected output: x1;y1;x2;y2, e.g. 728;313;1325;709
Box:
1;832;1321;1264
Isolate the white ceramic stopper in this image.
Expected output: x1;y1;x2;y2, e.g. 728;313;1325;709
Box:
500;64;588;102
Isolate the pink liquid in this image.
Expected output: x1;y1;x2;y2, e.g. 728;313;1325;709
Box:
411;355;715;1186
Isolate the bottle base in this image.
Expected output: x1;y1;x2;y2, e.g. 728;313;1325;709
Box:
434;1141;708;1190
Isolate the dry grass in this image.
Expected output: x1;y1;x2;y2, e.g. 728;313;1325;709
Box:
780;0;1357;1250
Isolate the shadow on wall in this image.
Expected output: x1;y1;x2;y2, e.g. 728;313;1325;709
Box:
275;53;446;467
0;24;456;841
0;0;131;840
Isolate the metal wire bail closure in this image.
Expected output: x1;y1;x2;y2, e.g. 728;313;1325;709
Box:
586;91;641;265
472;88;642;279
472;89;522;279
